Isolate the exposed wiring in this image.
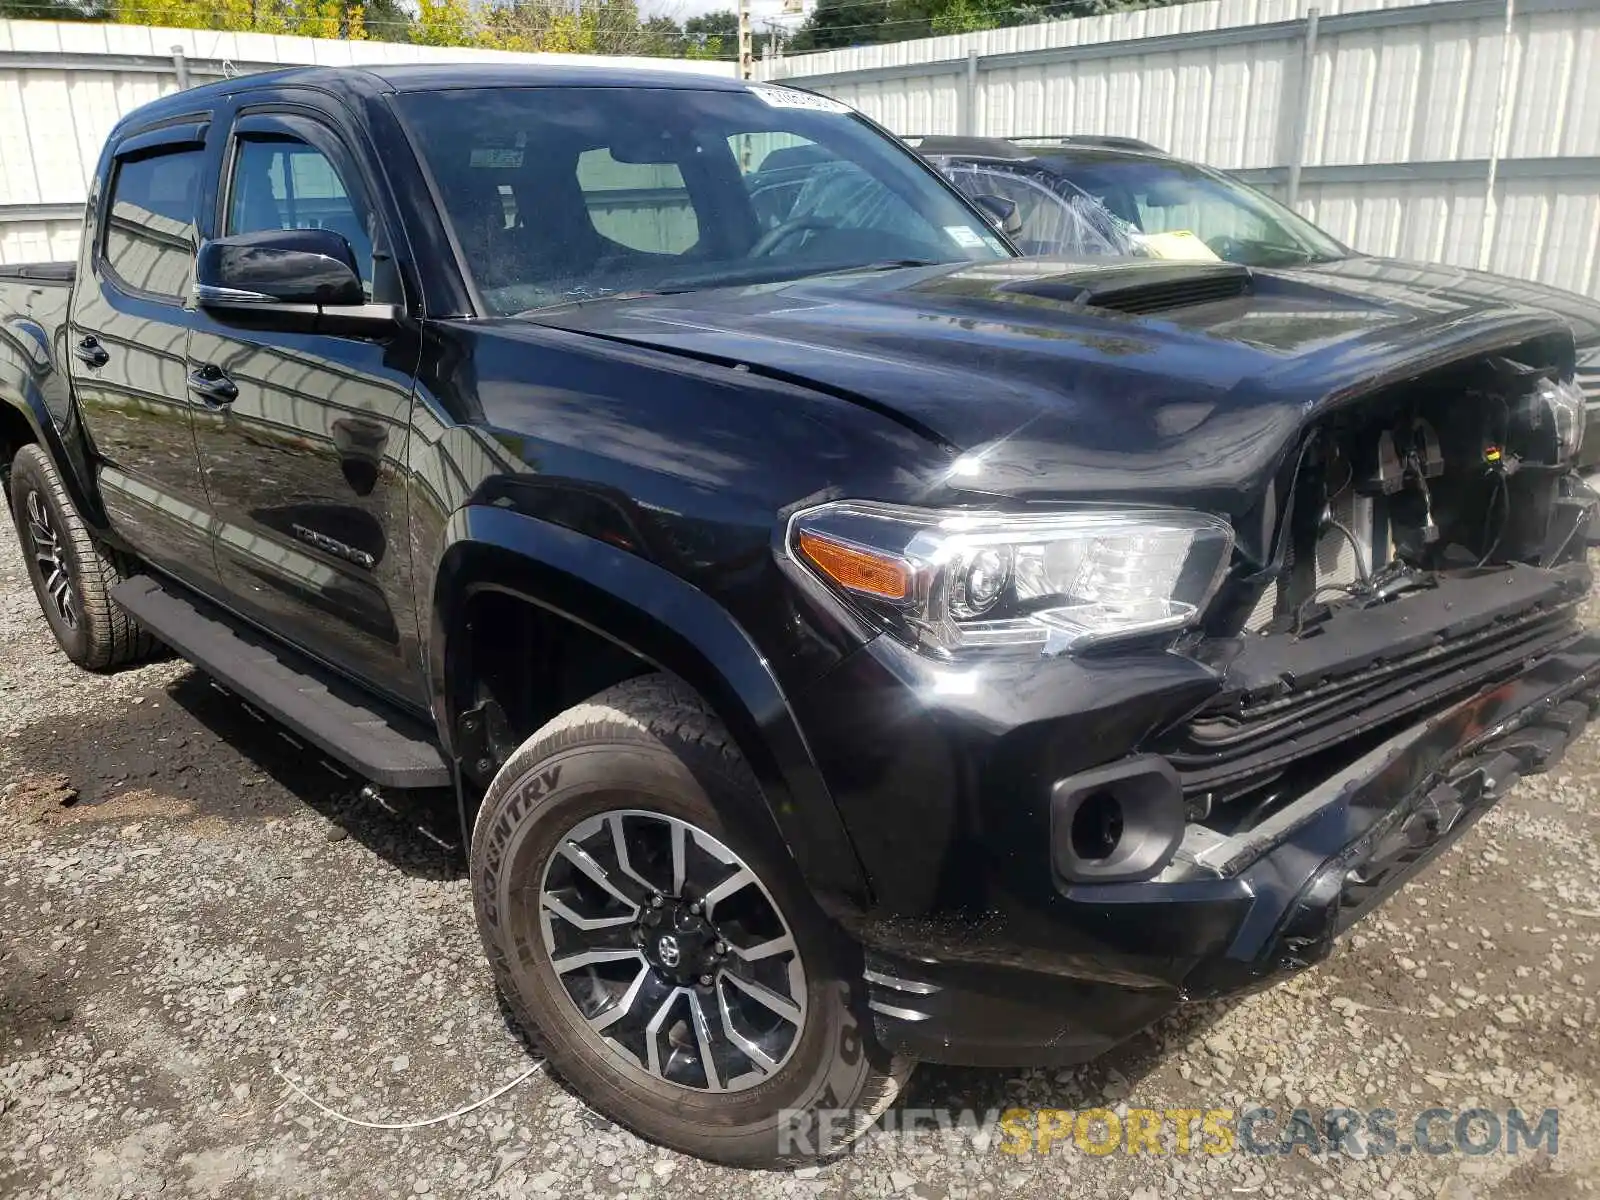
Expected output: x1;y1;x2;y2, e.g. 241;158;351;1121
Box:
1289;582;1368;637
1323;517;1371;583
1475;472;1512;568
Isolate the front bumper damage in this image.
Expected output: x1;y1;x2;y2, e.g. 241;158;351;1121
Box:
850;634;1600;1067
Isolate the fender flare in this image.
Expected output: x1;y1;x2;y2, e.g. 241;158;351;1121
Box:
0;331;106;529
429;504;870;905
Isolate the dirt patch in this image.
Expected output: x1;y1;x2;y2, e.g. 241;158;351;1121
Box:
0;774;195;840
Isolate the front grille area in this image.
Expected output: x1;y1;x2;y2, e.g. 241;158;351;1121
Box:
1160;604;1583;799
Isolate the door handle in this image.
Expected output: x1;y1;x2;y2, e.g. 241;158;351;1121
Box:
187;365;238;407
72;335;109;368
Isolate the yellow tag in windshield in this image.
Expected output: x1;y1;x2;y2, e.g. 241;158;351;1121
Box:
1133;231;1221;262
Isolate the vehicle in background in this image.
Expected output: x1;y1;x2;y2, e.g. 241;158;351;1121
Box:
908;133;1600;478
3;69;1599;1170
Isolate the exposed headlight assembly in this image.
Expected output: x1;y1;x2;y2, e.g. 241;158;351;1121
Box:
789;502;1234;657
1529;374;1587;464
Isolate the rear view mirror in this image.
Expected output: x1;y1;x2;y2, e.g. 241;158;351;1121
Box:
971;194;1023;239
194;228;396;328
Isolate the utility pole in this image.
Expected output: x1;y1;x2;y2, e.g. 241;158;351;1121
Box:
738;0;753;81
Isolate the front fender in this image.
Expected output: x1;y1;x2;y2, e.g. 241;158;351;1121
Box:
429;503;869;905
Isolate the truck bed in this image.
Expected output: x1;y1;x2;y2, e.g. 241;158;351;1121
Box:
0;262;75;285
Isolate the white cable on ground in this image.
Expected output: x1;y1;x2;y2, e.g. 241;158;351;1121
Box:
271;1059;543;1131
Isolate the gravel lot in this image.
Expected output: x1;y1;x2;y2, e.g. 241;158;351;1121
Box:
1;512;1598;1200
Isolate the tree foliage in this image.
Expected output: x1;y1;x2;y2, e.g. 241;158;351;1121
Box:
791;0;1171;53
46;0;1188;59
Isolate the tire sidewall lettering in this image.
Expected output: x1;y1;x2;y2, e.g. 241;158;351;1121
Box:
477;762;562;932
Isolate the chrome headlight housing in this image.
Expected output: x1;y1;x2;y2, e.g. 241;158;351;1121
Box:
789;502;1234;657
1532;374;1587;463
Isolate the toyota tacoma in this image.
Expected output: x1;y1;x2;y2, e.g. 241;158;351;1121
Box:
1;65;1597;1166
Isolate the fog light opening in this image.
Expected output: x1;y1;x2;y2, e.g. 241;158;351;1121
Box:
1050;755;1185;884
1070;790;1124;862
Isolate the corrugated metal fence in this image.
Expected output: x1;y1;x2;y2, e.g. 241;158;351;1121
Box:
0;18;733;266
763;0;1600;300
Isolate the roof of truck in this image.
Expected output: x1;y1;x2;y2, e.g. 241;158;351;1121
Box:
113;62;758;129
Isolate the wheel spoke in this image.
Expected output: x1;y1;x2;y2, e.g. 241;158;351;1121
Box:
715;978;779;1074
728;933;796;963
670;821;687;897
643;987;686;1080
551;946;644;975
541;893;636;933
588;959;653;1034
721;967;802;1024
557;840;640;912
606;814;664;898
688;990;725;1092
701;867;755;914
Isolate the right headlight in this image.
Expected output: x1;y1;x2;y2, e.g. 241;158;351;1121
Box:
788;501;1234;658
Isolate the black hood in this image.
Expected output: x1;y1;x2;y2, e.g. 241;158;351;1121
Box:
1301;256;1600;349
525;257;1571;523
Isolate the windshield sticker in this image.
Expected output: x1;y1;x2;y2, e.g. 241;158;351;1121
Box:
945;225;987;249
470;147;525;169
748;85;850;114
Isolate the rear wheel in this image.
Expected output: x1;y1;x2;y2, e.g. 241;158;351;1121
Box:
469;675;911;1166
8;444;156;669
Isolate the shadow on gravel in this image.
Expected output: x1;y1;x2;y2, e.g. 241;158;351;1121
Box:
899;996;1239;1124
161;672;466;881
4;667;465;882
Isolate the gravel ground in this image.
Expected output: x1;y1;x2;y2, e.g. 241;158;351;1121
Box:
1;512;1598;1200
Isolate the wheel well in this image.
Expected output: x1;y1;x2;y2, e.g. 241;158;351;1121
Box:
0;404;37;507
456;588;652;782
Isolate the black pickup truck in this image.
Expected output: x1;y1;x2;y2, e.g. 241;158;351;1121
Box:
2;64;1597;1166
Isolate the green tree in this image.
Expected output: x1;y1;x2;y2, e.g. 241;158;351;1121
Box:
789;0;894;52
412;0;474;46
0;0;110;17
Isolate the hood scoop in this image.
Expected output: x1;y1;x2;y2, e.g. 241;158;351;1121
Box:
996;262;1254;316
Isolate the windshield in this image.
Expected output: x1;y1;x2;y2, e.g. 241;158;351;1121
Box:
395;85;1011;315
935;152;1349;268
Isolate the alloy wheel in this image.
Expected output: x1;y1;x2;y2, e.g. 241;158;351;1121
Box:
536;809;808;1093
25;490;77;630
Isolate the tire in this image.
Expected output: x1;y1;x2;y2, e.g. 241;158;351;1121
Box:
469;675;912;1167
7;444;157;670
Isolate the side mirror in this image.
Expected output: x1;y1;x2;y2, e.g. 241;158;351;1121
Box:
971;194;1024;239
194;228;396;327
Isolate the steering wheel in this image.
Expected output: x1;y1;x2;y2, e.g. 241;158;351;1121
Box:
1204;234;1245;260
749;214;832;258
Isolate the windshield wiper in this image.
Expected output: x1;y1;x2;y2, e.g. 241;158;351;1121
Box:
826;258;945;274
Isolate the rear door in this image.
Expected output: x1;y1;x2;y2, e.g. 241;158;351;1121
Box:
185;98;425;706
70;121;220;594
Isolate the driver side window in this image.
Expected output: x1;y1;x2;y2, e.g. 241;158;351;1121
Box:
227;136;374;290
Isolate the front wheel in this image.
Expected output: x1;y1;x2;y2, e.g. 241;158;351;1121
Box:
468;675;911;1166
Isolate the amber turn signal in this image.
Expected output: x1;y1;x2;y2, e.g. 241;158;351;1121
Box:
797;530;911;601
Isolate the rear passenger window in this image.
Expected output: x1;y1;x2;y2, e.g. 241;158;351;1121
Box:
103;148;203;301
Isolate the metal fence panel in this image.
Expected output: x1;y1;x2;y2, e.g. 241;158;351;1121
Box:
766;0;1600;299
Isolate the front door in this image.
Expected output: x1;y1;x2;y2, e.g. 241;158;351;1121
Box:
70;122;219;595
186;103;424;707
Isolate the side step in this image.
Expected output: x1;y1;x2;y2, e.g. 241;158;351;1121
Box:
112;575;452;789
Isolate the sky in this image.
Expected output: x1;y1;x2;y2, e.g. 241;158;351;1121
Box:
637;0;802;26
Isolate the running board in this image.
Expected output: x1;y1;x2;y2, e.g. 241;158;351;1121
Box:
112;575;451;789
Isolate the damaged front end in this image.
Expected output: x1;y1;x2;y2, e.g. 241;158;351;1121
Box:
1159;339;1597;837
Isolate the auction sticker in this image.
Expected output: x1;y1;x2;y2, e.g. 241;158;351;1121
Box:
748;85;851;114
